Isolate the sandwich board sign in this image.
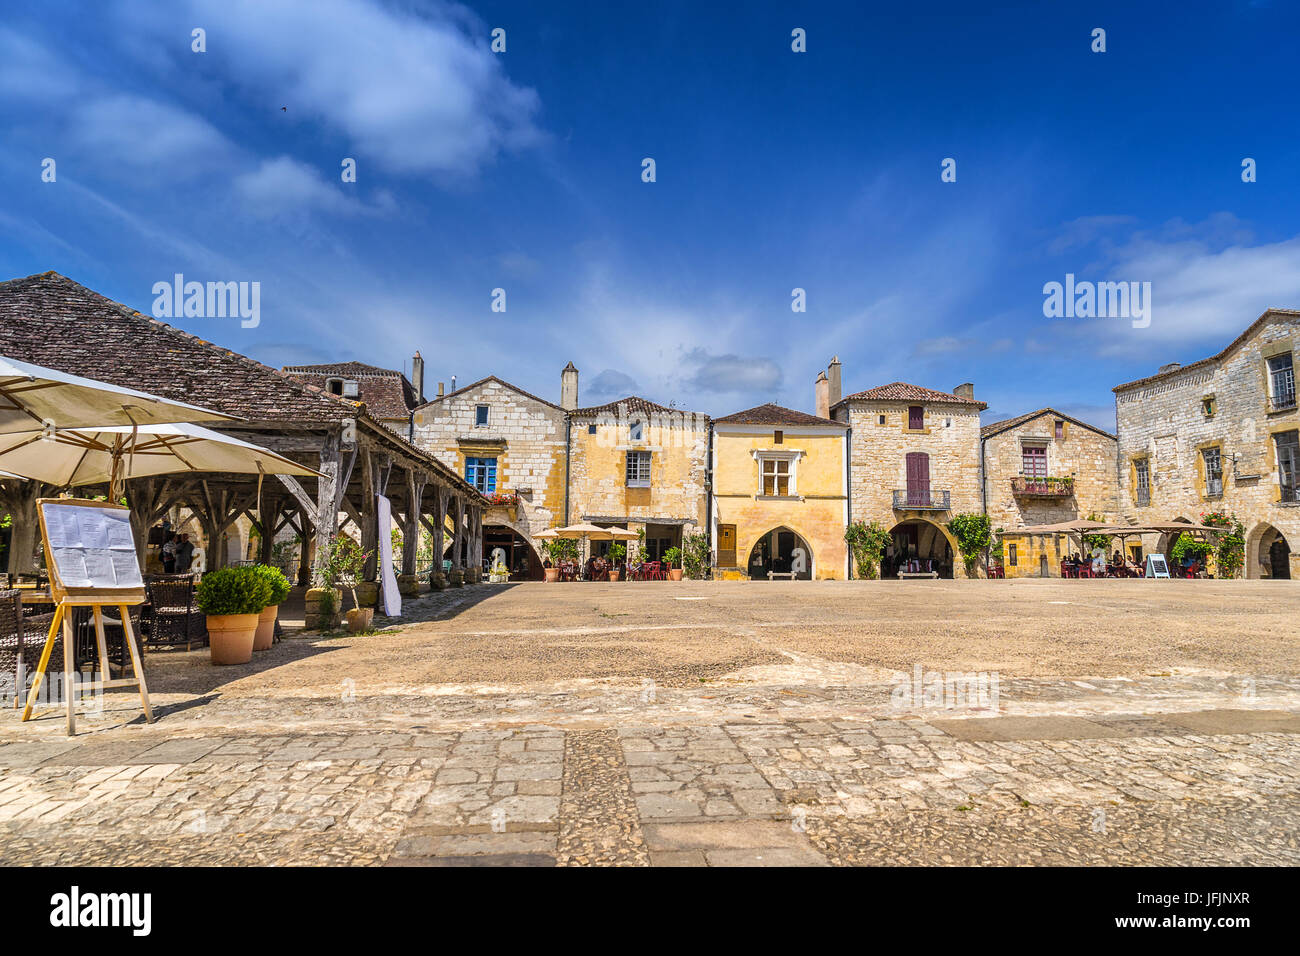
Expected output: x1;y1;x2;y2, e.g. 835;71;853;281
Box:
1144;553;1171;579
22;498;153;735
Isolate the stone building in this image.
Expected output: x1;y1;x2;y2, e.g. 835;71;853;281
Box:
411;374;568;578
981;409;1119;577
568;395;710;562
283;358;423;437
710;403;849;580
1113;308;1300;579
827;365;986;578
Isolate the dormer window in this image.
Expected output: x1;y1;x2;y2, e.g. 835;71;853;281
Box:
475;404;489;427
326;377;344;396
342;380;359;398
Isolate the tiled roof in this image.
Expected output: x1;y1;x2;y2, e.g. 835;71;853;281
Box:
1112;308;1300;392
415;375;565;412
980;408;1116;441
283;363;416;420
713;403;843;427
571;395;707;419
835;382;987;409
0;272;354;425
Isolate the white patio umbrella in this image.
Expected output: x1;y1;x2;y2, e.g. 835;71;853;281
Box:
0;421;320;499
0;354;231;435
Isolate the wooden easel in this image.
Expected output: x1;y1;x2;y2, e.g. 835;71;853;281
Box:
20;498;153;735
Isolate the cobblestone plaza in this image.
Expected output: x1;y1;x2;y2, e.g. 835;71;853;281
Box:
1;580;1296;866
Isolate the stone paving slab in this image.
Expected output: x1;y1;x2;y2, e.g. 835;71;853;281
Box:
930;715;1138;741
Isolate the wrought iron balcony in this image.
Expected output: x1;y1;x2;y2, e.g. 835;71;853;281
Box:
1010;475;1074;498
1269;391;1296;412
892;489;951;510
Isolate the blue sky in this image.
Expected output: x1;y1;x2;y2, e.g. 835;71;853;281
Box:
3;0;1299;428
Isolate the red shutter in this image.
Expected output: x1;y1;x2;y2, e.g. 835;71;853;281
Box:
908;405;924;429
906;452;930;506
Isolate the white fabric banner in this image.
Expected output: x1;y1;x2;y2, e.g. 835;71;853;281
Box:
377;494;401;617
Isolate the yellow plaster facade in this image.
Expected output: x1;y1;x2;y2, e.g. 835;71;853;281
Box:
710;411;848;580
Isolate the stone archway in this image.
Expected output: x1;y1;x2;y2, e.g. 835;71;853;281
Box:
1246;522;1292;580
746;526;814;580
483;520;545;580
887;517;960;578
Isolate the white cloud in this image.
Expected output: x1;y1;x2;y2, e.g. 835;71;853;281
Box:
235;156;381;218
67;94;236;178
130;0;544;177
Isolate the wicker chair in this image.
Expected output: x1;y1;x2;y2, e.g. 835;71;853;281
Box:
0;589;60;708
143;574;207;650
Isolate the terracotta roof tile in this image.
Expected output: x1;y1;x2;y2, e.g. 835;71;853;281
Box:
979;407;1115;440
713;403;843;427
283;363;416;420
835;382;987;409
571;395;707;419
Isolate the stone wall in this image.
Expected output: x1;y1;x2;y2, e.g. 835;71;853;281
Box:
411;380;567;552
1114;311;1300;579
983;412;1119;578
568;406;709;532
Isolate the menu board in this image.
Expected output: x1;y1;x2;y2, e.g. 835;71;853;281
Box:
39;502;143;590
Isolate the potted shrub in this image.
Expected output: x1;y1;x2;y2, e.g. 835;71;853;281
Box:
607;542;626;582
327;534;374;633
250;564;291;651
663;546;684;581
197;566;272;665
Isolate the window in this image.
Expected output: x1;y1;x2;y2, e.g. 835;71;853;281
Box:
774;430;784;444
326;378;344;395
878;415;886;425
1022;445;1047;478
1268;354;1295;410
1054;420;1064;440
475;404;489;427
588;424;597;435
1134;458;1150;507
1008;543;1018;567
907;405;924;430
761;457;790;496
1202;447;1223;497
1277;430;1299;503
629;421;644;441
626;450;651;487
905;451;931;507
1202;396;1216;418
465;457;497;494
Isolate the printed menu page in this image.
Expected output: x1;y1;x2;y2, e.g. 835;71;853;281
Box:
41;503;143;590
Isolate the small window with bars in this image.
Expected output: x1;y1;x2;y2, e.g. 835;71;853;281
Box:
1202;447;1223;497
626;450;651;487
761;457;790;496
1134;458;1151;507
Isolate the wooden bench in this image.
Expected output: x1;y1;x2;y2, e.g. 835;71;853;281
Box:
897;571;938;579
767;571;797;580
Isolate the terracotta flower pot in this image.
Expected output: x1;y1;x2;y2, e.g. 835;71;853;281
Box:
253;605;278;651
608;569;621;582
669;569;683;581
544;567;560;582
207;613;259;665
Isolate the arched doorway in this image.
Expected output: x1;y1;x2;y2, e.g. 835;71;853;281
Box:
1246;522;1292;579
483;524;544;580
886;519;955;578
747;527;813;580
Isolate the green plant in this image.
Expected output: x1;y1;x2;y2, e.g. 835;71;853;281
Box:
323;533;371;609
250;563;291;607
681;532;710;579
607;542;627;564
544;538;578;563
1201;511;1245;578
947;513;993;577
1171;532;1213;566
844;520;891;579
1082;512;1113;553
316;587;337;618
663;546;682;569
196;566;273;616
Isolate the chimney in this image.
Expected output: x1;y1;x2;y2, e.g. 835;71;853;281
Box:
451;375;456;393
561;361;579;410
953;382;974;401
815;370;830;419
411;350;424;404
828;355;842;407
437;381;445;398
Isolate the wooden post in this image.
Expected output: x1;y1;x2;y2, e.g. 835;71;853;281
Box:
452;495;466;569
297;507;313;586
402;470;426;575
360;446;378;582
311;431;342;586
